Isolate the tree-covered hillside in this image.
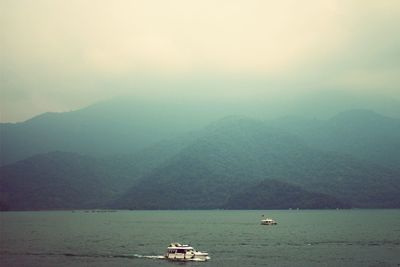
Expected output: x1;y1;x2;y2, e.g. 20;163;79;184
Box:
113;117;400;209
1;112;400;210
269;110;400;170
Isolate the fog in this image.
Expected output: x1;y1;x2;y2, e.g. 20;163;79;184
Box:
1;0;400;122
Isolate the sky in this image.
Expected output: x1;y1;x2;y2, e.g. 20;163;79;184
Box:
1;0;400;122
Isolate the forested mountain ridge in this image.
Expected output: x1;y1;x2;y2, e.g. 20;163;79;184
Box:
1;110;399;210
268;109;400;170
2;98;399;171
114;117;400;209
0;98;211;166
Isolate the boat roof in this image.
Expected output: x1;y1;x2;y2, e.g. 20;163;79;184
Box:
168;243;194;250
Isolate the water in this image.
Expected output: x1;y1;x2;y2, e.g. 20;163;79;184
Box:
1;210;399;266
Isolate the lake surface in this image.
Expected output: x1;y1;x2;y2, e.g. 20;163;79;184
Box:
1;210;399;266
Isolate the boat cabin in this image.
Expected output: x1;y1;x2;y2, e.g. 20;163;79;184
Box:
261;218;277;225
165;243;209;261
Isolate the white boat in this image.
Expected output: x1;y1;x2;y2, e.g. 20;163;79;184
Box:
261;218;277;225
165;243;210;261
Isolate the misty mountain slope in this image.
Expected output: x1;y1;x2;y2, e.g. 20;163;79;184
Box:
2;97;399;173
2;113;400;210
112;117;313;209
114;117;400;209
0;98;215;166
0;152;119;210
102;130;201;179
0;133;198;211
269;109;400;170
274;151;400;207
225;179;350;209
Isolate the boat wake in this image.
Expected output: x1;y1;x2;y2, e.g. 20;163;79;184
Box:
126;254;165;260
1;251;165;260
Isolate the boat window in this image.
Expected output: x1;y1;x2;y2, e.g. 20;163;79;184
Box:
177;249;186;253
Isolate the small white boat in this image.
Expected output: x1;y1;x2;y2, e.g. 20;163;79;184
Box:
261;218;277;225
165;242;210;261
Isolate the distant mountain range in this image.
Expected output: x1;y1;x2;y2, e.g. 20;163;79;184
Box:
113;116;399;209
1;102;400;210
268;109;400;170
0;98;258;166
0;99;205;166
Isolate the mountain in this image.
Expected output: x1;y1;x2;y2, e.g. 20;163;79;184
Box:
0;98;216;166
225;179;349;209
1;112;400;210
113;117;400;209
0;135;195;211
2;97;399;172
0;152;118;210
269;110;400;170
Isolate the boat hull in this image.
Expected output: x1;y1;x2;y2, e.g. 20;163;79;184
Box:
165;253;210;262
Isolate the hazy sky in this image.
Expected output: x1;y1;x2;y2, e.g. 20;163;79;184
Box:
1;0;400;122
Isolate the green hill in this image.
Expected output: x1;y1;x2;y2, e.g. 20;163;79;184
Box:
1;113;400;210
113;117;400;209
269;110;400;170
